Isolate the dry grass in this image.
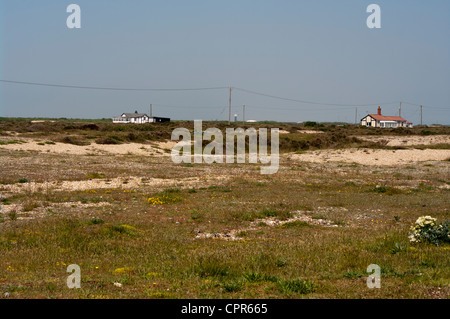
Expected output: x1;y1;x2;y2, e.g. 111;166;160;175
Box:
0;120;449;299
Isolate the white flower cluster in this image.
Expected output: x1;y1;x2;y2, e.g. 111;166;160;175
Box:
408;216;437;243
415;216;437;227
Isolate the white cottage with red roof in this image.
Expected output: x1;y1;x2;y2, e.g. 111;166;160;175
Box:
360;107;413;128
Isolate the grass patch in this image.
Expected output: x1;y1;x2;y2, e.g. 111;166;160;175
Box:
86;173;106;179
22;201;40;212
147;189;183;205
8;211;17;221
243;272;278;283
221;279;245;293
343;270;363;278
281;221;310;228
370;186;403;195
86;218;106;225
194;256;231;278
276;278;315;295
104;224;139;237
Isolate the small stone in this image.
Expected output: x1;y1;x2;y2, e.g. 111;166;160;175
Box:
113;282;123;288
4;292;10;298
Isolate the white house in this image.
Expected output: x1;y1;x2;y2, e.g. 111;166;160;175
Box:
112;111;149;124
361;107;413;128
112;111;170;124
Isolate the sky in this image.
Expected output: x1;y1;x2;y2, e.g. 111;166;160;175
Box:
0;0;449;124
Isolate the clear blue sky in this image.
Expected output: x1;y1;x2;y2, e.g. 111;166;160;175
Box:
1;0;449;124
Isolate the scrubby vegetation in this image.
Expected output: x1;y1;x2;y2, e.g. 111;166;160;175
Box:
0;118;448;299
1;119;448;153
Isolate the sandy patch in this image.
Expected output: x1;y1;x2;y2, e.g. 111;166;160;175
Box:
356;135;449;146
195;211;341;241
153;140;181;149
297;130;325;134
0;139;171;156
30;120;56;123
274;130;324;134
0;175;231;195
0;201;113;220
288;148;450;166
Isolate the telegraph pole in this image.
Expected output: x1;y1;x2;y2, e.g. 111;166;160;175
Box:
399;102;402;117
355;107;357;125
228;87;232;125
420;105;423;126
150;104;152;118
243;105;245;123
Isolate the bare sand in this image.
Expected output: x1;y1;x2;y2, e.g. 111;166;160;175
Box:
289;148;449;166
277;130;324;134
297;130;324;134
0;175;231;195
356;135;449;146
0;139;173;156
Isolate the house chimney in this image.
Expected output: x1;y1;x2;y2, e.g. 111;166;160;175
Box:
135;110;138;114
377;106;381;115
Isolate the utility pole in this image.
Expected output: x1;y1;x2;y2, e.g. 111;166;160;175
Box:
355;107;357;125
243;105;245;123
399;102;402;117
420;105;423;126
150;104;152;118
228;87;232;125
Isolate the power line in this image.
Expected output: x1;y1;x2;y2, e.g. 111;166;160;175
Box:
0;79;228;91
151;103;223;109
402;101;449;110
1;79;447;110
233;87;399;107
241;104;356;111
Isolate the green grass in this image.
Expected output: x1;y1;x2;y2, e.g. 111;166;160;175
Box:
276;279;315;295
86;173;106;179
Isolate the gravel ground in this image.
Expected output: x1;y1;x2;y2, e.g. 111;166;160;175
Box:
289;148;449;166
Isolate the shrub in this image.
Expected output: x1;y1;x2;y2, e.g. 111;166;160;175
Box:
59;136;90;146
95;136;122;145
370;186;402;195
304;121;318;127
87;218;105;225
409;216;450;246
81;124;99;130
